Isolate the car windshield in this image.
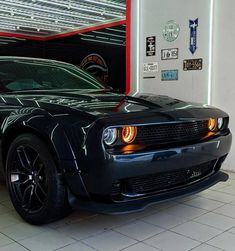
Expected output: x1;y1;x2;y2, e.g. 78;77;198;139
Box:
0;59;106;92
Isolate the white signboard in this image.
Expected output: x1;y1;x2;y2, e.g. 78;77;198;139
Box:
161;48;179;60
143;62;158;73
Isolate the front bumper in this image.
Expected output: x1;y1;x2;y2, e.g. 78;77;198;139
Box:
70;171;228;214
67;132;232;210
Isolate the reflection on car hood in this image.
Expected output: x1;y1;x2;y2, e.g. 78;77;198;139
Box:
0;89;210;117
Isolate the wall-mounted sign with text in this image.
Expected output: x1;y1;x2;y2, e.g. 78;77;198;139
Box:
183;58;203;71
146;36;156;56
161;70;179;81
189;18;199;55
161;48;179;60
143;62;159;73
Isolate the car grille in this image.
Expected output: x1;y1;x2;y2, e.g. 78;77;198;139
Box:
134;120;209;145
111;161;215;196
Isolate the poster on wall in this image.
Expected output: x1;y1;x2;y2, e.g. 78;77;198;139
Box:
189;18;199;55
146;36;156;56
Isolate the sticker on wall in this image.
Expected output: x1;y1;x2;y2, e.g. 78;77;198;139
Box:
161;48;179;60
161;70;178;81
163;21;180;42
143;62;158;73
146;36;156;56
189;18;199;54
183;58;203;71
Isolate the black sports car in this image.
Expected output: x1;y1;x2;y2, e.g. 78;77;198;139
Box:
0;57;231;225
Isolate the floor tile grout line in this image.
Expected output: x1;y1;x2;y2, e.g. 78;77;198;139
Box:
113;222;202;246
191;218;235;232
79;229;138;251
0;234;31;251
169;226;221;244
11;241;31;251
197;196;235;204
79;238;103;251
192;225;235;251
213;188;235;196
190;210;235;231
62;229;110;242
54;239;98;251
118;240;161;251
188;242;225;251
140;229;201;251
0;226;63;243
111;227;166;243
138;216;191;232
141;199;209;215
190;194;235;204
180;197;234;219
46;213;100;230
168;216;235;250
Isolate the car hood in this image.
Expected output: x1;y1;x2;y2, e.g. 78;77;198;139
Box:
0;89;225;122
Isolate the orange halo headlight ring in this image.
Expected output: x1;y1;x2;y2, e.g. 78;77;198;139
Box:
208;118;217;131
121;126;137;144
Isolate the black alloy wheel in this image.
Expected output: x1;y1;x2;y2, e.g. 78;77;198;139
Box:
6;133;70;225
10;145;48;213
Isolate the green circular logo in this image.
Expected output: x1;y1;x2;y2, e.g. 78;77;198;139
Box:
163;20;180;42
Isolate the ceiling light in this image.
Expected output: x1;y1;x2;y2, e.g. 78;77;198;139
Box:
0;38;17;43
0;2;107;22
0;0;126;37
106;27;126;33
92;30;125;38
83;0;126;10
81;37;125;46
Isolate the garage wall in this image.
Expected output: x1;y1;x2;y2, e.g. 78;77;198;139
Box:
212;0;235;171
132;0;234;171
131;0;212;104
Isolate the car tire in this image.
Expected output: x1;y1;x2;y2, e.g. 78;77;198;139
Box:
6;133;71;225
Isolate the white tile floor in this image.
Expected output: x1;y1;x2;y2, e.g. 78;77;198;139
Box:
0;172;235;250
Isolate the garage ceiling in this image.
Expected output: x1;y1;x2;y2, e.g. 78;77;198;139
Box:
0;0;126;38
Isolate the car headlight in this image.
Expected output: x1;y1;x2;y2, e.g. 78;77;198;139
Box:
217;118;224;129
103;128;118;146
121;126;137;144
208;118;217;131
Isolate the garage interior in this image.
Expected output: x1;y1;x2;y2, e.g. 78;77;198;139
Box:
0;0;234;251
